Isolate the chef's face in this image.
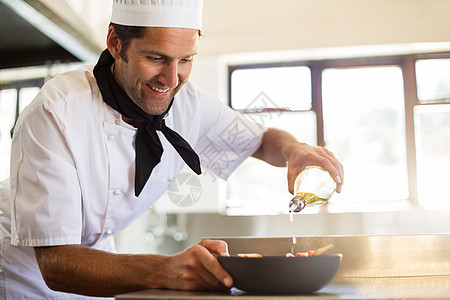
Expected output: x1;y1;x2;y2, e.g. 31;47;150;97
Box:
109;27;198;115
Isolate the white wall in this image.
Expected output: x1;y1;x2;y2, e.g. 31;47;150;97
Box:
199;0;450;56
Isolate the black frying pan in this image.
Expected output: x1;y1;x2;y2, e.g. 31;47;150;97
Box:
217;254;342;294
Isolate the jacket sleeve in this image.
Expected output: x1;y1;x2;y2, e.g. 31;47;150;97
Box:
9;96;82;247
192;85;266;179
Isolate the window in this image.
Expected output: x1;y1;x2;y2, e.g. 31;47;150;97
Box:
416;59;450;102
414;104;450;208
322;66;408;212
414;57;450;208
230;66;312;111
0;81;42;181
0;89;17;181
227;53;450;214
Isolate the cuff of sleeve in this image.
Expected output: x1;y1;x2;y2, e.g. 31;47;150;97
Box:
11;235;81;247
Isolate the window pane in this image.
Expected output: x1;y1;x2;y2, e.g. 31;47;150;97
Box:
0;89;17;181
416;59;450;102
19;87;39;113
322;66;408;211
230;66;311;111
414;104;450;208
226;111;317;215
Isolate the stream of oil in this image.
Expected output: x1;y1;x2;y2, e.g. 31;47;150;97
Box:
289;192;331;255
289;192;322;254
290;212;296;254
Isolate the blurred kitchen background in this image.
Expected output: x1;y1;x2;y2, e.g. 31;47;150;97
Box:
1;0;450;255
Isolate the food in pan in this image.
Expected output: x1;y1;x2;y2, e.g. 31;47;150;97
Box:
237;244;334;258
286;251;313;257
286;243;334;257
237;253;263;258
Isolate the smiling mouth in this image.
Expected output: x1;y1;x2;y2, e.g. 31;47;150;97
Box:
148;84;170;93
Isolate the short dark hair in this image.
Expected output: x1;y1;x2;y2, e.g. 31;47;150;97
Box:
109;22;202;62
109;22;147;61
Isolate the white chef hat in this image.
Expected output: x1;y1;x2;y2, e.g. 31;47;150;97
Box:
111;0;203;30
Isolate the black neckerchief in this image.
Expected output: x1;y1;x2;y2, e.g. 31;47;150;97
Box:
93;49;201;196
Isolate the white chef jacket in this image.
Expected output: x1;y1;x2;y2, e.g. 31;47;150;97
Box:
0;65;265;299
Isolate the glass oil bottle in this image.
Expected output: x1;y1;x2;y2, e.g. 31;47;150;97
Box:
289;166;336;213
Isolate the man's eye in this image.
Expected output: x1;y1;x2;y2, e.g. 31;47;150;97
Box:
148;56;163;62
181;58;193;63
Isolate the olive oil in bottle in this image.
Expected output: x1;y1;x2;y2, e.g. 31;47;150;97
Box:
289;166;336;213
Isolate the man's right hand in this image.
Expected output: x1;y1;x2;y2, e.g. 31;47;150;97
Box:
163;239;233;291
34;239;232;297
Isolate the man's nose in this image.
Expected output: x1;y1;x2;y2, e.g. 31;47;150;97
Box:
158;62;179;88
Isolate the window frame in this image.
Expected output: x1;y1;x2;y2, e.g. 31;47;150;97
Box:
228;51;450;209
0;78;45;134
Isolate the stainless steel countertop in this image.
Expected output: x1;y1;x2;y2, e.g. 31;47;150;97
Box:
116;234;450;300
116;276;450;299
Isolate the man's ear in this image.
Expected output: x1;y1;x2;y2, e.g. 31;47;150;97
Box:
106;26;121;60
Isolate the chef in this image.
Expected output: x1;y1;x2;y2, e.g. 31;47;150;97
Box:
0;0;343;299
